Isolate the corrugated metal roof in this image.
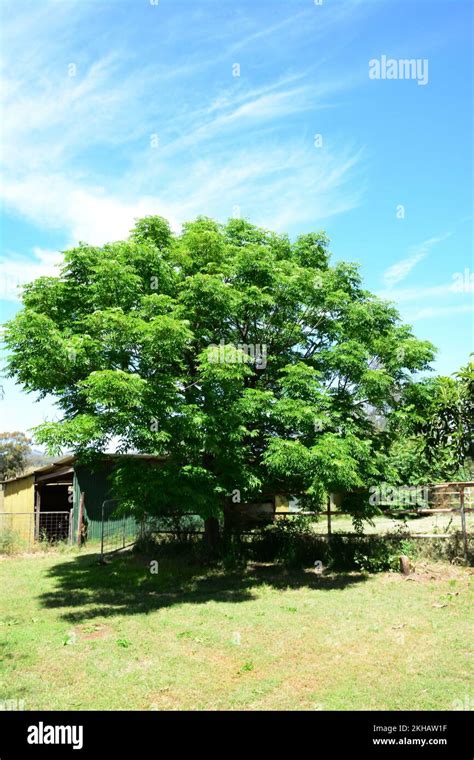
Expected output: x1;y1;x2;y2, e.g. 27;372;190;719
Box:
0;453;167;485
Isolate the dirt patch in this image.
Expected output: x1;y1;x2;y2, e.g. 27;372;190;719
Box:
76;623;113;640
387;561;472;583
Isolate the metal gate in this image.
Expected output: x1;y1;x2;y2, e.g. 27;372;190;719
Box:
36;511;72;543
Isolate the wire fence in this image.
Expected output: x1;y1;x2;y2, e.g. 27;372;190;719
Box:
98;499;205;560
0;512;35;546
2;482;472;561
38;511;71;542
0;511;72;548
97;483;474;561
99;500;143;558
274;482;474;562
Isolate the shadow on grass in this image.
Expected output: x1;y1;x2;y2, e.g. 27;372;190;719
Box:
38;549;369;624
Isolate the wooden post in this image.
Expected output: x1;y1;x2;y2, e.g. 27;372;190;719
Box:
35;508;40;542
34;487;41;541
100;500;105;563
327;495;332;539
399;555;410;575
68;507;74;545
77;492;85;547
459;485;469;564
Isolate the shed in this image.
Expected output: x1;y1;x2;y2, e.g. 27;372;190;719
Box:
0;454;165;546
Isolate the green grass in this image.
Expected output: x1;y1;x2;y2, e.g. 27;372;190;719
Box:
1;548;473;710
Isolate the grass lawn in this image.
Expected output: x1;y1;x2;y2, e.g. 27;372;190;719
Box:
1;548;473;711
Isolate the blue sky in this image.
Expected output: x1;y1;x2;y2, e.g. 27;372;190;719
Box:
0;0;473;436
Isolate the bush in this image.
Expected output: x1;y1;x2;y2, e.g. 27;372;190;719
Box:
132;518;473;572
327;535;400;573
353;544;396;573
222;534;247;571
134;532;205;563
246;516;328;568
247;522;406;573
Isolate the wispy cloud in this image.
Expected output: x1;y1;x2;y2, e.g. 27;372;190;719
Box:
228;0;366;56
1;138;364;256
0;0;367;251
378;271;473;325
377;282;456;303
410;304;474;320
227;12;309;55
383;235;451;288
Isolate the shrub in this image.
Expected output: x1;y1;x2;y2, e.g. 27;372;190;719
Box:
327;535;399;572
246;516;328;568
222;534;247;571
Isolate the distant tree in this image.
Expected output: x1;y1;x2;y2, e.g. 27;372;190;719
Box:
0;432;32;481
3;216;435;545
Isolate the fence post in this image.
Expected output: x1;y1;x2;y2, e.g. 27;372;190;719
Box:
327;495;332;539
68;508;74;545
77;493;85;547
459;485;468;564
34;488;41;542
100;500;105;564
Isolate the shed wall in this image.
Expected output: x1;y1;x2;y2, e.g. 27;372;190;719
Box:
73;461;138;543
2;476;35;542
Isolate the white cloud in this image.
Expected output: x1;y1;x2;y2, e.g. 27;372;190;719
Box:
378;267;474;305
383;235;450;287
227;0;366;56
0;248;62;302
227;12;309;54
0;0;366;253
410;304;474;320
377;282;457;303
1;138;363;254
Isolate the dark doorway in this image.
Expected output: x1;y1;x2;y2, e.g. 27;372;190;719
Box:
35;469;73;542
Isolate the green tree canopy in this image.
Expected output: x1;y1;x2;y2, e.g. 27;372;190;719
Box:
388;356;474;482
4;216;436;517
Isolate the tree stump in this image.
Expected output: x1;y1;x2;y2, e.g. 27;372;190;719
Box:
399;555;410;575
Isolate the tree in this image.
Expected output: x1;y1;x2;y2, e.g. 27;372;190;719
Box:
388;357;474;482
0;432;32;481
4;216;435;544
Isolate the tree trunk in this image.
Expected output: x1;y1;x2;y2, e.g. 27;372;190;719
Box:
223;497;234;546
